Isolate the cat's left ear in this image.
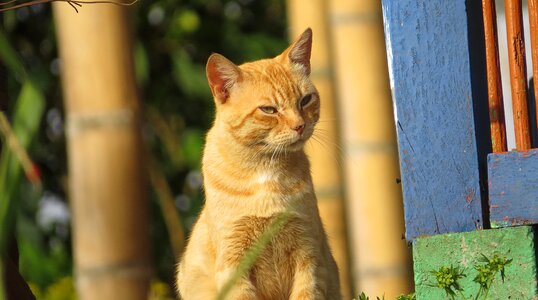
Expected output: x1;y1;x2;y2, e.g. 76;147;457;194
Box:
282;28;312;75
206;53;241;104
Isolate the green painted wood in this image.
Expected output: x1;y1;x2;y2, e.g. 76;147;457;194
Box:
488;149;538;227
413;226;537;299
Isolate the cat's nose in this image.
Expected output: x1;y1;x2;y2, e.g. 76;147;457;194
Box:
293;124;305;135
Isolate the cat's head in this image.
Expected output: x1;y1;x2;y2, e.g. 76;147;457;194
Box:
206;28;319;154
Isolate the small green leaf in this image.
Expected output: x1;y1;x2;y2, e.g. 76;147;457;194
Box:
478;253;490;263
431;264;466;297
396;293;416;300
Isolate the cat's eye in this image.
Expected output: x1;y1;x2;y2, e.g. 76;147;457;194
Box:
259;106;278;114
300;94;313;108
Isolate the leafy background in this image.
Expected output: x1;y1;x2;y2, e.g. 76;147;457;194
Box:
2;0;287;298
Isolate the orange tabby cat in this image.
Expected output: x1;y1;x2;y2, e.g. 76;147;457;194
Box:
176;28;341;300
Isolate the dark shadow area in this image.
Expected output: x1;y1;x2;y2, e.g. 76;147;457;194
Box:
532;225;538;295
4;237;36;300
528;78;538;148
466;0;492;229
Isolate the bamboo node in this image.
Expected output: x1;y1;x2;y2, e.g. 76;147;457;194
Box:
66;109;135;136
76;260;152;279
355;264;412;279
314;186;343;199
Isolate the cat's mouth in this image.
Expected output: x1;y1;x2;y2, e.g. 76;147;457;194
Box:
265;130;311;152
286;129;314;150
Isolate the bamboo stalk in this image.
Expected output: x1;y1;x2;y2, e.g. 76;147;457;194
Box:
528;0;538;135
286;0;352;298
53;3;151;299
504;0;532;150
328;0;413;297
483;0;508;153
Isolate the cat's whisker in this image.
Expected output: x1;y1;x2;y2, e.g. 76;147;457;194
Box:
256;144;272;161
277;144;284;162
315;119;337;123
314;131;364;170
270;145;280;167
310;132;348;170
310;135;336;159
316;137;345;157
312;130;346;153
253;144;271;164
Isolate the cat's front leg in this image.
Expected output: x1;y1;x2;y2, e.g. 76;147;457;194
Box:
289;255;327;300
215;261;257;299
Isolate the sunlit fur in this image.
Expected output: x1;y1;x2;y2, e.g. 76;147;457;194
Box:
176;29;341;300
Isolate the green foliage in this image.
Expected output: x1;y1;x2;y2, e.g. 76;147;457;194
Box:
40;277;76;300
356;292;370;300
148;279;176;300
29;277;76;300
0;27;46;296
355;292;384;300
0;7;69;295
472;254;512;300
18;237;70;289
0;81;45;252
396;293;416;300
354;292;415;300
430;265;466;298
430;254;512;300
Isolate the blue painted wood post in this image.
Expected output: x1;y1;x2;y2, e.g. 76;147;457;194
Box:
381;0;484;240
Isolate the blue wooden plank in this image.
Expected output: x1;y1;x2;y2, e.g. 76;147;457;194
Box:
488;149;538;227
381;0;484;240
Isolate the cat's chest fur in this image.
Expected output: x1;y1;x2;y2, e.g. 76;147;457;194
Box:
203;137;315;219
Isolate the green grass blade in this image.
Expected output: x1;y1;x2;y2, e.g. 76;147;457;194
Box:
0;80;45;300
216;209;293;300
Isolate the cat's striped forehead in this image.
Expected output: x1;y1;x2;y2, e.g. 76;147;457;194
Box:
239;59;309;106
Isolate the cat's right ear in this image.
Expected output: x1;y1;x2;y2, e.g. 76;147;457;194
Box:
282;28;312;75
206;53;241;104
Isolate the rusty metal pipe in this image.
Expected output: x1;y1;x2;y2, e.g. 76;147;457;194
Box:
504;0;532;150
483;0;508;153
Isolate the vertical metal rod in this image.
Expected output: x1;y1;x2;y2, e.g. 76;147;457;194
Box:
483;0;508;153
504;0;532;150
528;0;538;139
